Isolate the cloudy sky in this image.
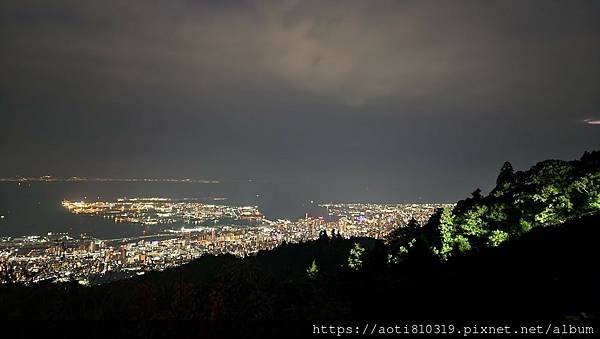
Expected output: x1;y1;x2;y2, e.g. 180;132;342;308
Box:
1;0;599;201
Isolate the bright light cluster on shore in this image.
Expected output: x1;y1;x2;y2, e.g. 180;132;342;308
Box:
61;198;263;226
1;200;452;285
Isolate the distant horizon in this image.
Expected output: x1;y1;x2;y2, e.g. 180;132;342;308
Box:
2;149;597;183
0;176;221;183
2;0;599;201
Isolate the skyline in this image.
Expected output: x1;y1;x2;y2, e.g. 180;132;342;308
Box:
2;199;448;284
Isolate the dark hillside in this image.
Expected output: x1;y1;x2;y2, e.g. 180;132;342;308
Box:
0;214;598;335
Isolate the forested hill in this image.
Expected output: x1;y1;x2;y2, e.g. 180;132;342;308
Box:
0;214;597;336
387;150;600;263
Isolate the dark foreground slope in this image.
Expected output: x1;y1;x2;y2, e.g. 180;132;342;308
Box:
435;212;599;321
0;213;598;337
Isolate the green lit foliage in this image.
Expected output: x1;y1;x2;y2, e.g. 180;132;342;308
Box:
458;205;488;237
386;218;420;264
431;204;481;257
570;173;600;211
517;219;533;234
347;243;365;271
454;235;471;253
432;207;456;261
487;204;508;224
530;184;573;224
488;230;508;247
306;259;318;279
586;173;600;209
499;156;599;230
413;151;600;262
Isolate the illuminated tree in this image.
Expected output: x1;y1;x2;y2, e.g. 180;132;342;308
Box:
488;230;509;247
386;218;420;264
571;173;600;212
517;219;533;234
454;235;471;253
586;173;600;210
487;204;508;224
459;205;488;237
396;151;600;262
306;259;318;279
435;207;456;261
347;243;365;271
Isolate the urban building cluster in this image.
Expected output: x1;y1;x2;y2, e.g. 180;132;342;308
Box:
321;203;451;238
62;198;263;225
0;200;451;285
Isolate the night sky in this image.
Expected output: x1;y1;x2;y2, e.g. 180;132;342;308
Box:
1;0;599;201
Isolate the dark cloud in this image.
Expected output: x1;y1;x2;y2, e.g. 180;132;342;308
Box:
1;0;599;201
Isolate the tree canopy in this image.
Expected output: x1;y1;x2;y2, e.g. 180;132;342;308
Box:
388;150;600;262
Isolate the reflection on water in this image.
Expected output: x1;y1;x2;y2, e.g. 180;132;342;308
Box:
0;179;439;239
0;181;326;238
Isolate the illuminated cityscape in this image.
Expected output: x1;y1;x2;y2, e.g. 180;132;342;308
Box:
61;198;264;226
0;199;451;285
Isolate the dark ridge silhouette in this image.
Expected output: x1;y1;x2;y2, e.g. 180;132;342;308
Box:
0;214;598;333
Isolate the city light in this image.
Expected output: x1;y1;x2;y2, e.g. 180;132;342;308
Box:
0;199;451;285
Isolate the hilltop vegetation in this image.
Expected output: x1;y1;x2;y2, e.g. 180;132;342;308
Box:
387;150;600;262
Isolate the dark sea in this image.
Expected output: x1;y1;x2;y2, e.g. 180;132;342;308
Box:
0;181;336;239
0;178;439;239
